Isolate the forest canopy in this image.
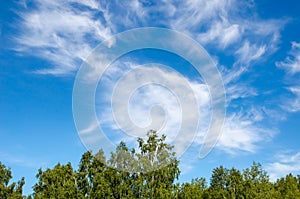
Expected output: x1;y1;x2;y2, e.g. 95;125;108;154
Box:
1;130;300;199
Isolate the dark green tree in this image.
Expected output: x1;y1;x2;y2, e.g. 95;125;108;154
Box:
275;173;300;198
207;166;230;198
76;150;114;198
242;162;279;199
226;167;244;199
0;162;24;199
33;163;80;199
178;178;206;199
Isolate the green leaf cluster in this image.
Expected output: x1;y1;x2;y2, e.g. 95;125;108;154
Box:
0;162;24;199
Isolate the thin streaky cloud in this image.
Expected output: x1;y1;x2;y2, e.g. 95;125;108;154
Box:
266;151;300;181
204;106;277;155
275;42;300;113
0;152;47;169
280;87;300;113
276;41;300;74
15;0;112;75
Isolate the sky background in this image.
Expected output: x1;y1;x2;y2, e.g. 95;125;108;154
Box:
1;0;300;195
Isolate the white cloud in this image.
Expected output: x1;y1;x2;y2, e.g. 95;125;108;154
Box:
0;152;47;168
79;120;99;135
197;22;242;49
266;151;300;181
219;65;257;104
281;87;300;112
226;83;257;104
15;0;286;75
15;0;112;75
235;41;266;65
14;0;287;157
171;0;241;49
221;24;241;47
97;62;211;156
169;0;284;65
220;65;246;84
261;106;287;122
93;60;274;157
276;43;300;113
215;109;276;154
170;0;233;32
276;41;300;74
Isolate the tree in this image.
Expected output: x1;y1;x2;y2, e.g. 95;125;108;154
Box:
275;173;300;198
76;150;115;198
135;130;180;198
207;166;230;199
27;132;300;198
103;130;180;198
33;130;180;198
0;162;24;199
178;178;206;199
242;162;279;199
33;163;81;199
106;142;135;199
226;168;244;199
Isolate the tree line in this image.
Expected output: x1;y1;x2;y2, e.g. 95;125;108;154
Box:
1;130;300;198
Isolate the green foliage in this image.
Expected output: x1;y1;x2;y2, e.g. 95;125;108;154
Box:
275;173;300;198
2;131;300;198
241;162;277;199
134;131;180;198
33;163;81;199
177;178;206;199
0;162;24;199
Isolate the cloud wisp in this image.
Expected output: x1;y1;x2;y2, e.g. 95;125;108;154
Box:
276;42;300;113
266;151;300;181
280;87;300;113
15;0;112;75
276;42;300;74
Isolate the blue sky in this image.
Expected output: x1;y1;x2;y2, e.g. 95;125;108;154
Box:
1;0;300;195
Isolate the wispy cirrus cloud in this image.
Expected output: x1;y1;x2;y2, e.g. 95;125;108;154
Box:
281;87;300;113
168;0;284;65
276;41;300;74
15;0;112;75
15;0;286;74
266;151;300;181
235;41;266;65
276;42;300;113
14;0;288;157
0;152;47;168
216;109;276;154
